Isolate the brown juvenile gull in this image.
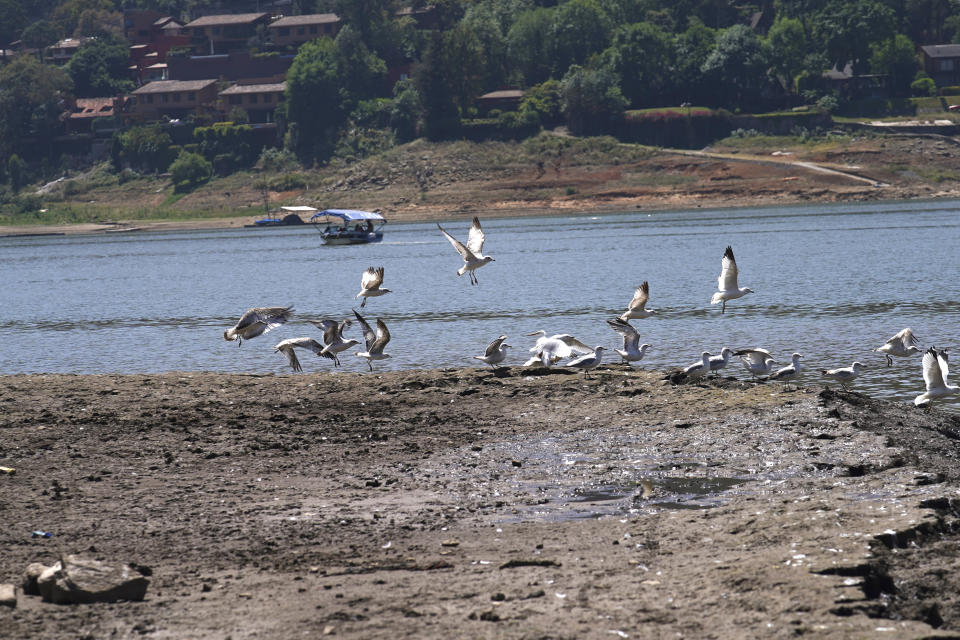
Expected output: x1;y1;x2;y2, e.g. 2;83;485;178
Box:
437;216;494;285
223;306;294;346
274;337;325;373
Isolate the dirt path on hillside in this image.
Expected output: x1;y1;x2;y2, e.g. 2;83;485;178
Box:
3;368;960;638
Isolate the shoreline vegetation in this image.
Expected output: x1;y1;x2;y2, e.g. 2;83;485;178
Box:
3;132;960;236
3;368;960;637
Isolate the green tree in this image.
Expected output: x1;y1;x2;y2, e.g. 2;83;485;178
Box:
551;0;614;75
284;37;345;162
390;77;422;142
334;26;387;106
115;125;174;173
812;0;896;76
74;8;125;39
601;21;672;108
20;20;60;61
51;0;114;37
0;56;72;160
0;0;28;52
462;3;509;92
518;78;563;127
560;65;627;135
870;34;918;98
673;17;716;105
701;24;771;109
506;7;554;86
66;33;134;97
440;24;486;114
765;17;809;95
169;150;212;192
416;31;460;140
8;154;25;192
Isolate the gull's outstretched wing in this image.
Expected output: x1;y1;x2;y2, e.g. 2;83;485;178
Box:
238;306;294;332
922;348;945;391
371;319;391;354
556;334;592;355
361;266;385;290
888;327;920;348
718;246;739;291
466;217;485;257
627;282;650;313
437;224;476;261
484;335;507;357
353;309;377;352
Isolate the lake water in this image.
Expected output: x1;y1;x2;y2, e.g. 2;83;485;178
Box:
2;199;958;406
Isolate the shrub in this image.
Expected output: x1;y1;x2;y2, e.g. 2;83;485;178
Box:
256;147;300;172
169;150;212;192
911;75;937;97
816;94;839;114
268;173;308;191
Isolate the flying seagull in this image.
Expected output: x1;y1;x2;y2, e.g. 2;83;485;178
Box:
914;347;958;407
353;309;392;371
619;281;655;321
567;346;606;379
711;246;754;313
606;318;651;365
223;306;294;346
768;353;804;383
311;318;359;367
274;337;325;373
474;335;512;368
356;266;392;308
735;348;778;379
875;328;920;366
524;331;592;367
821;362;865;389
437;216;494;285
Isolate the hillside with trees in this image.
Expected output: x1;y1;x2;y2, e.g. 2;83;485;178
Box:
2;0;960;219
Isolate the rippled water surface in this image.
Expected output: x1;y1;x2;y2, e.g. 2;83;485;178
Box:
2;199;958;405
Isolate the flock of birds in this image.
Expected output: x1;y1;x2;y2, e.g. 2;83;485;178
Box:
223;217;957;408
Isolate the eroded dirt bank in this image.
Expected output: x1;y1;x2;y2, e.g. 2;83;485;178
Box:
2;367;960;639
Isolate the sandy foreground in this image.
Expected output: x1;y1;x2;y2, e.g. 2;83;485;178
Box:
2;367;960;639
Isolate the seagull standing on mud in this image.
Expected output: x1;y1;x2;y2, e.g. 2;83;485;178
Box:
274;337;325;373
606;318;651;365
311;318;359;367
875;328;921;366
682;351;713;381
356;266;392;308
914;347;958;407
437;217;494;285
768;353;804;383
524;331;592;367
821;362;864;389
711;246;754;313
223;306;294;346
474;335;512;368
567;346;606;378
708;347;735;372
735;348;777;379
353;309;392;371
619;281;655;321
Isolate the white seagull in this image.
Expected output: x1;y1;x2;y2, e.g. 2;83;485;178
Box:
735;348;778;379
711;246;754;313
914;347;958;407
875;328;920;366
524;331;592;367
708;347;735;372
768;353;804;383
683;351;713;381
567;346;606;378
274;337;325;373
606;318;651;364
619;281;655;321
821;361;865;388
356;266;392;308
311;318;359;367
474;335;512;368
437;216;494;285
353;309;392;371
223;306;294;346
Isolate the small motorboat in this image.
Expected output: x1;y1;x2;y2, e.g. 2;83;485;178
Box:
309;209;386;245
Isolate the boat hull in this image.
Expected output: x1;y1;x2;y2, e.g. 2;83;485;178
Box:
322;231;384;245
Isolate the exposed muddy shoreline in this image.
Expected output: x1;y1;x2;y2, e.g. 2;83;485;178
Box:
2;367;960;638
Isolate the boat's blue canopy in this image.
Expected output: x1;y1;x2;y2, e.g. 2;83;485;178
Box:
310;209;385;222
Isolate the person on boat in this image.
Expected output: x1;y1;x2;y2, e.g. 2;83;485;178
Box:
365;221;374;232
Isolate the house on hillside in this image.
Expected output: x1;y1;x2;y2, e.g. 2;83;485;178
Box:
63;97;128;134
269;14;341;48
45;38;91;65
921;45;960;88
166;50;293;82
129;79;218;123
219;81;285;123
476;89;524;115
183;13;270;55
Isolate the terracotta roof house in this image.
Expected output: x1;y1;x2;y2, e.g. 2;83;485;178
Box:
220;81;286;123
129;79;218;123
921;45;960;88
268;14;341;48
64;97;127;134
183;13;270;55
